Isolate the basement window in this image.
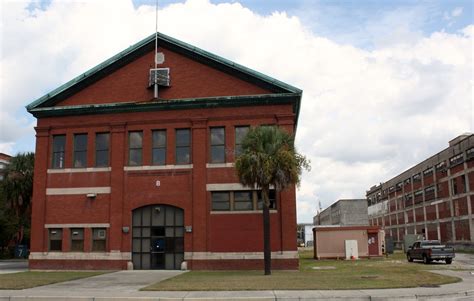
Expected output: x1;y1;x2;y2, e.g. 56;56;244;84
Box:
49;229;62;251
70;228;84;252
92;228;107;252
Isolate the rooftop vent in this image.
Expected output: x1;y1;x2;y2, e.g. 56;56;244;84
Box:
149;68;170;87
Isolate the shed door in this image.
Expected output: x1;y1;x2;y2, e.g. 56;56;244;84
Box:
132;205;184;270
368;233;379;256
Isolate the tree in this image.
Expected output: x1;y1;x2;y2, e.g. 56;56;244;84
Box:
235;126;309;275
1;152;34;245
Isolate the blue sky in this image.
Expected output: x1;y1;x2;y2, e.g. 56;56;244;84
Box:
1;0;472;222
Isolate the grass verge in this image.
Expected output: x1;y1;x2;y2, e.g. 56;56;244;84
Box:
0;271;106;290
143;250;460;291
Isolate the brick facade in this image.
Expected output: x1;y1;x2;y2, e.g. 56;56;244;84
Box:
27;33;302;270
367;134;474;249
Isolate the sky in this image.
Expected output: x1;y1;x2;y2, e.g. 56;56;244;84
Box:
0;0;473;223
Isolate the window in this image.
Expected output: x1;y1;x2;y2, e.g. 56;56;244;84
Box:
423;167;433;176
234;191;253;211
152;130;166;165
92;228;107;252
70;228;84;252
257;189;277;210
211;192;230;211
452;178;458;195
467;147;474;160
128;131;143;166
52;135;66;168
49;228;62;251
396;182;403;190
176;129;190;164
235;126;249;157
95;133;109;167
404;178;411;185
73;134;87;168
435;161;446;171
210;127;225;163
413;173;421;182
449;154;464;166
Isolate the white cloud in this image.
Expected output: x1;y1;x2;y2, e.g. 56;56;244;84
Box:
452;7;463;17
1;0;472;223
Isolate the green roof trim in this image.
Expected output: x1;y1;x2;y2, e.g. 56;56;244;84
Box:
28;93;301;120
26;32;301;111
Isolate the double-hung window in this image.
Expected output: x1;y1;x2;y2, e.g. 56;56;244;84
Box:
234;126;249;157
52;135;66;168
152;130;166;165
176;129;190;164
128;131;143;166
95;133;109;167
210;127;225;163
73;134;87;168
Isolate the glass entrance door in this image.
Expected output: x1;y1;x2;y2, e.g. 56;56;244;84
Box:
132;205;184;270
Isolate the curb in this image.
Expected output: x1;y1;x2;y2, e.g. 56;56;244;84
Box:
1;291;473;301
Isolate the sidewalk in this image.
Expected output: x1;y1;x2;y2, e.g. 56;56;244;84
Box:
0;269;473;300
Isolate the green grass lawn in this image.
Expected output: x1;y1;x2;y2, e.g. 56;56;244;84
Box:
143;250;461;291
0;271;106;290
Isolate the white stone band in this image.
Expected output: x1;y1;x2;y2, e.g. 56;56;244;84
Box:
185;251;298;260
46;187;111;195
45;223;110;228
47;167;111;174
124;164;193;171
29;252;131;260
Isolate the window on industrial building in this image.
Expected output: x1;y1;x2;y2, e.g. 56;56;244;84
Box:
176;129;190;164
211;192;230;211
452;178;458;195
257;189;277;210
423;167;433;176
396;182;403;190
92;228;107;252
467;148;474;160
128;131;143;166
70;228;84;252
424;186;435;200
73;134;87;168
461;175;466;193
95;133;109;167
52;135;66;169
234;191;253;211
389;186;395;192
413;173;421;182
449;154;464;167
435;161;447;171
152;130;166;165
210;127;225;163
404;178;411;185
49;228;62;251
234;126;249;157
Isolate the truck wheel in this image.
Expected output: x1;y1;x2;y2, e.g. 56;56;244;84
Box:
407;254;413;262
423;255;430;264
446;258;452;264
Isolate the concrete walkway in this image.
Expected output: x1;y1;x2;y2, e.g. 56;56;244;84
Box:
0;269;473;300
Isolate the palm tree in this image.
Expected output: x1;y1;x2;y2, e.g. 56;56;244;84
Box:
1;152;34;245
235;126;309;275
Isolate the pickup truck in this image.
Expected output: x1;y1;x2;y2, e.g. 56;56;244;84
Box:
406;240;455;264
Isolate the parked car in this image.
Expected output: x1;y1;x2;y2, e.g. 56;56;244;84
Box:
406;240;455;264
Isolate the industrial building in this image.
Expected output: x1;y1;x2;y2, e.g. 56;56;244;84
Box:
26;32;302;270
313;199;368;226
367;134;473;249
0;153;11;181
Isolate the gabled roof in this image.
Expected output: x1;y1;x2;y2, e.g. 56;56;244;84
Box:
26;32;301;111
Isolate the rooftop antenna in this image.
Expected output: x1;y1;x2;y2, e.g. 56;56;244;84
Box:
154;0;159;99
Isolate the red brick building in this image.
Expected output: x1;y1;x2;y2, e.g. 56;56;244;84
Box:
26;33;302;270
367;134;474;249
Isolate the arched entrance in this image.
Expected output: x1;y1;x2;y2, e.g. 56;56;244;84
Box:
132;205;184;270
